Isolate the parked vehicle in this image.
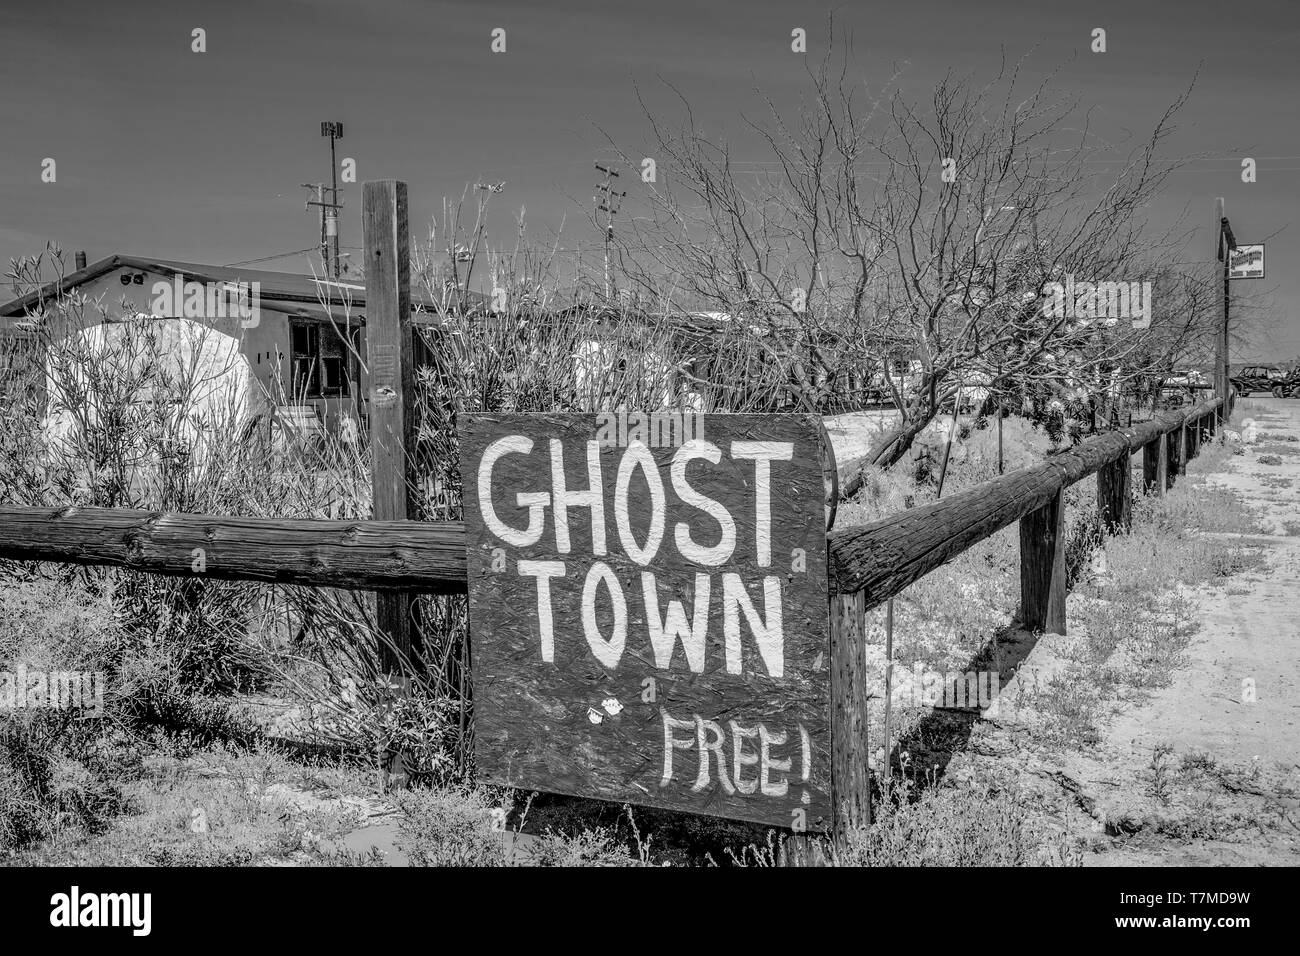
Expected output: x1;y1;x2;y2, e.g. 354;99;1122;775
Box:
1269;369;1300;399
1156;368;1210;408
1162;368;1208;389
1231;364;1285;396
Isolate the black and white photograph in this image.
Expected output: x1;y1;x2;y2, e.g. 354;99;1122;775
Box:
0;0;1295;933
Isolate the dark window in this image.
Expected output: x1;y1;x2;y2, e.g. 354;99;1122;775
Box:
0;329;40;402
322;355;345;391
290;322;319;397
290;321;353;398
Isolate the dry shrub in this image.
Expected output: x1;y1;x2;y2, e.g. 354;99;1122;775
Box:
838;783;1082;866
394;785;638;866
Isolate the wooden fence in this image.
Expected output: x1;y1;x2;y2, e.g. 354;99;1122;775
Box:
0;393;1228;832
0;396;1224;602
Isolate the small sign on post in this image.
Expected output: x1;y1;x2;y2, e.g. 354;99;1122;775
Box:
1228;244;1264;280
459;412;833;830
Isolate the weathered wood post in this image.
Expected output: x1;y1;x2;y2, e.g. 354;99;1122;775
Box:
1019;489;1066;634
1166;422;1182;486
362;180;420;680
782;587;870;867
1142;437;1164;496
831;589;871;829
1097;442;1132;533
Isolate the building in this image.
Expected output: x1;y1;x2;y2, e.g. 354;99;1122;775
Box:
0;253;476;436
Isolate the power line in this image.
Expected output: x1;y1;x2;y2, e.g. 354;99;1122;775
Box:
224;247;320;267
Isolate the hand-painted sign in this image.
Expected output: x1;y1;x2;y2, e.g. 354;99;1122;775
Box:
1228;244;1265;280
459;412;832;830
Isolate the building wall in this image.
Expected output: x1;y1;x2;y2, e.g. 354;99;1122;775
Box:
4;265;365;436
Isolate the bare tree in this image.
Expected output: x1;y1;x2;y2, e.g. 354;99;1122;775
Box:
605;27;1216;464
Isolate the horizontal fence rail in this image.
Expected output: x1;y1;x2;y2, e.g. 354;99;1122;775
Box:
0;506;467;592
829;397;1222;604
0;398;1225;608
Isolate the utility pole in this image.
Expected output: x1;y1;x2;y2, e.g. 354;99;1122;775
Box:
303;179;345;278
1214;199;1236;426
594;163;624;301
301;183;327;269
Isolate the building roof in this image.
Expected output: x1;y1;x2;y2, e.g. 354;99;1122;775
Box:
0;254;481;320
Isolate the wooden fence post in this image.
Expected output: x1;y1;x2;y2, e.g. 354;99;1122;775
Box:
831;588;870;834
784;588;870;867
1142;437;1163;495
1097;445;1132;533
363;180;419;679
1019;489;1066;634
1166;425;1182;486
1164;434;1175;494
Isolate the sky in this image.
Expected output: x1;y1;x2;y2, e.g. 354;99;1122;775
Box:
1;0;1297;359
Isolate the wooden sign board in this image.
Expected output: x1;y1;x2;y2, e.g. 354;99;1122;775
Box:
459;412;832;830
